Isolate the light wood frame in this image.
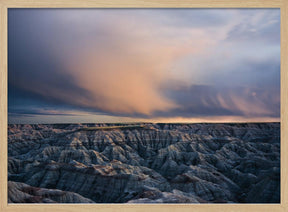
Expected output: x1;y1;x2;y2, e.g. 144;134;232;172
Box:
0;0;287;211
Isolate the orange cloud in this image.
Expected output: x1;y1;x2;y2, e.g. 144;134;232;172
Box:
64;23;208;115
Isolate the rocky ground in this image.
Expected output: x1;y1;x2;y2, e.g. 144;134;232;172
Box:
8;122;280;203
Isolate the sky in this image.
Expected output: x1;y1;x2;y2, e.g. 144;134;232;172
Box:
8;9;280;124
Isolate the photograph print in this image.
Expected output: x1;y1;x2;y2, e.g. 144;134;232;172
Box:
8;8;280;203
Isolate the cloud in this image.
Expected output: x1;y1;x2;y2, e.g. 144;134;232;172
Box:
226;9;280;44
9;9;212;116
160;84;280;118
8;9;280;123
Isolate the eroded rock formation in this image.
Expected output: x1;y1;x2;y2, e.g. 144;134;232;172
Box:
8;123;280;203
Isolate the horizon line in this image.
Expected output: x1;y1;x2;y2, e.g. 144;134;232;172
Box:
7;121;281;125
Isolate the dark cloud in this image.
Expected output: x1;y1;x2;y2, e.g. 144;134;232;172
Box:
8;9;280;123
9;109;78;117
9;83;280;122
156;84;280;118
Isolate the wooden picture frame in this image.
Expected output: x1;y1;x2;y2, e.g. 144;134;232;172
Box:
0;0;287;211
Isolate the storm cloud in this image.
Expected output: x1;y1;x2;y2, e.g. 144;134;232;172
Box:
8;9;280;123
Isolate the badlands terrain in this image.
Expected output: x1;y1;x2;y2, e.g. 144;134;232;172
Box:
8;123;280;203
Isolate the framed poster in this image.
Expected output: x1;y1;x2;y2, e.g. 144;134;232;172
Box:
0;0;287;212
